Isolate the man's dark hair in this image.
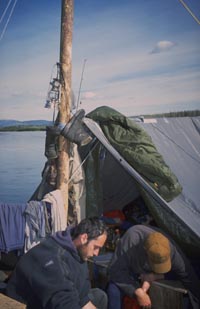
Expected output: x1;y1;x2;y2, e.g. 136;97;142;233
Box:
72;217;107;241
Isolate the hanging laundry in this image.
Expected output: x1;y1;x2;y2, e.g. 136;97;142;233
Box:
24;201;46;253
42;189;67;233
0;203;26;253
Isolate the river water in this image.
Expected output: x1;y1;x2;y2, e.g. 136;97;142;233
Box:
0;131;46;203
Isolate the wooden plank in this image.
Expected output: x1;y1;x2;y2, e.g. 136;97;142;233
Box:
0;293;26;309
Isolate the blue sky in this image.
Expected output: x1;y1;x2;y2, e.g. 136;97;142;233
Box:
0;0;200;120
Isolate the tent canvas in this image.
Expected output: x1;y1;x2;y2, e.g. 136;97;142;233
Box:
139;116;200;255
79;106;200;258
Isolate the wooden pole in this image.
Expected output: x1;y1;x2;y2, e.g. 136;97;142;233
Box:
57;0;74;219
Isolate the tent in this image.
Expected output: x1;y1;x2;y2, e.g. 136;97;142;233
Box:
1;106;199;275
78;106;200;258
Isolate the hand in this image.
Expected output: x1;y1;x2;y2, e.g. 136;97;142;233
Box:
141;281;150;293
82;301;96;309
135;288;151;308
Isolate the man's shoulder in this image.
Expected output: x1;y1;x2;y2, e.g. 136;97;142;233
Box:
120;225;150;248
23;237;63;260
125;224;155;236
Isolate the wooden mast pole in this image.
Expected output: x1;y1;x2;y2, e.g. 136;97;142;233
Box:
57;0;74;219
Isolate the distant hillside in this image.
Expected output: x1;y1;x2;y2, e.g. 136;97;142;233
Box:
0;119;53;128
1;109;200;130
133;110;200;119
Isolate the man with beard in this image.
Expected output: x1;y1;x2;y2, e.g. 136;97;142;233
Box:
6;217;108;309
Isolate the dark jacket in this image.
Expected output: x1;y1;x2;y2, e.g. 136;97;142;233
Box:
108;225;200;304
6;228;91;309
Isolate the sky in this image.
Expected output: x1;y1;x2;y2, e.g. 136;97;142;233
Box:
0;0;200;120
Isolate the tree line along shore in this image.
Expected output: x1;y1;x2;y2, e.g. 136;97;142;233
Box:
0;110;199;132
0;126;46;132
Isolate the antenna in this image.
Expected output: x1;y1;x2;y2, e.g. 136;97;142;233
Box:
76;59;87;112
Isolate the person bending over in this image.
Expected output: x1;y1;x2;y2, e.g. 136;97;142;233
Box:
107;224;200;309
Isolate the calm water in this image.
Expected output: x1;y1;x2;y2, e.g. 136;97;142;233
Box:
0;131;46;203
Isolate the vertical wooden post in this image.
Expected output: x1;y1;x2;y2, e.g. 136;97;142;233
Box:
57;0;74;219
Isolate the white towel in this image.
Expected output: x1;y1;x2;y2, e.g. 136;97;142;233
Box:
43;189;67;233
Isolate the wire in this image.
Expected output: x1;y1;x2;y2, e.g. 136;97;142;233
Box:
178;0;200;25
76;58;87;112
0;0;18;43
0;0;13;24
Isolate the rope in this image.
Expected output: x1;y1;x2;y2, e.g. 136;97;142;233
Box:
151;123;200;164
0;0;12;24
0;0;18;43
66;139;98;185
178;0;200;25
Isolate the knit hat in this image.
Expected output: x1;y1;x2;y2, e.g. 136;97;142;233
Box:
144;232;171;274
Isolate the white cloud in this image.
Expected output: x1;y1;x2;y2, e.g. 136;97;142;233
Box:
82;92;97;99
150;41;176;54
79;68;200;116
